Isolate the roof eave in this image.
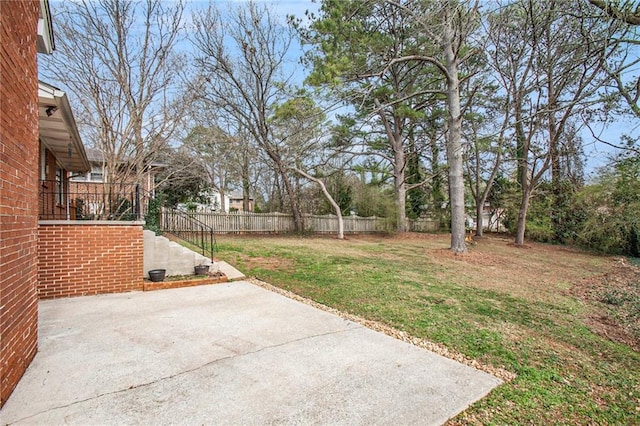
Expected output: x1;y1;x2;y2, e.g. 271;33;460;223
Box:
39;82;91;173
37;0;54;54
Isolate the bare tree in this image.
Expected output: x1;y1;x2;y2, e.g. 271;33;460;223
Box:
269;93;346;238
462;73;508;238
181;126;237;212
594;1;640;121
487;0;620;246
41;0;187;192
190;1;307;230
293;168;345;239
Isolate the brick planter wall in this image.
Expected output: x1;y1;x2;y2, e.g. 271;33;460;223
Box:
0;0;40;407
38;222;144;299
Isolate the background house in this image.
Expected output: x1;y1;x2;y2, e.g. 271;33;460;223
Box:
72;147;108;183
228;189;255;212
182;189;254;213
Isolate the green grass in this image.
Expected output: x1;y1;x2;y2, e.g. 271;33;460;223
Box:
214;234;640;424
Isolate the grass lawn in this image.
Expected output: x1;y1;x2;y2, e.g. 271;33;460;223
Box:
214;233;639;424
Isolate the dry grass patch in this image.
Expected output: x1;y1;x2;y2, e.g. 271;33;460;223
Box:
242;255;295;272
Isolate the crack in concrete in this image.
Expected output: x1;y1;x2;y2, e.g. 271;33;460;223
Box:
5;325;362;425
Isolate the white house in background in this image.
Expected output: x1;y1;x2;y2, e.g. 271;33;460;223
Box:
203;189;230;212
178;189;255;213
465;203;506;232
177;189;230;213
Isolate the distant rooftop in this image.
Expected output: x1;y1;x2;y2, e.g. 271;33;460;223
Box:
85;147;106;163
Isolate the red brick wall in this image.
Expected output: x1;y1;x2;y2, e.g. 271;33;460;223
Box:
0;0;41;408
38;223;144;299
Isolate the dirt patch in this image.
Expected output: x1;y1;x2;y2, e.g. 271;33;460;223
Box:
243;256;295;272
227;233;612;303
584;315;636;350
571;258;640;351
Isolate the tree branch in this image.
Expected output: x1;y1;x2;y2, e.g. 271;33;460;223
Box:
588;0;640;25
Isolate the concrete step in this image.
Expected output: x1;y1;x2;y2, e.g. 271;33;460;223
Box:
143;230;217;278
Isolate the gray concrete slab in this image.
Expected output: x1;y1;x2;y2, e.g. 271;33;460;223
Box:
1;282;502;425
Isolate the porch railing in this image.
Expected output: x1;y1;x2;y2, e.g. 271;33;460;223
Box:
39;180;141;221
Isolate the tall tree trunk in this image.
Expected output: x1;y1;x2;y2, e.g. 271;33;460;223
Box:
272;171;283;212
443;21;467;253
514;102;529;245
394;154;408;232
550;130;563;242
514;99;533;246
242;151;250;212
219;188;227;213
430;134;445;227
475;203;484;238
376;101;408;232
473;136;484;238
515;186;532;246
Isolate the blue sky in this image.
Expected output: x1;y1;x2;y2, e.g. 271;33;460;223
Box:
187;0;320;27
184;0;319;85
49;0;635;175
190;0;636;173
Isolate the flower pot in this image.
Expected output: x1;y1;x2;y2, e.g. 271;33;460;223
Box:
148;269;166;282
194;265;210;275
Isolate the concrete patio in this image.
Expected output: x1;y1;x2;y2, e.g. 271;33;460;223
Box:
1;282;502;425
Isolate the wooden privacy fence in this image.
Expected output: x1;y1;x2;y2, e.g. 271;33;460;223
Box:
160;208;439;234
409;218;441;233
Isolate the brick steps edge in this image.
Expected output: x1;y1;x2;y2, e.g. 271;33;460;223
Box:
143;273;228;291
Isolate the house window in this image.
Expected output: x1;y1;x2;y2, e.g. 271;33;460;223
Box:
71;172;88;182
90;166;104;182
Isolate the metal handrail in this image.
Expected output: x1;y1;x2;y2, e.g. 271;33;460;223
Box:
160;208;216;259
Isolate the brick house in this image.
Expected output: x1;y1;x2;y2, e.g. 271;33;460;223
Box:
1;0;53;407
1;0;144;407
36;84;144;300
72;147;161;193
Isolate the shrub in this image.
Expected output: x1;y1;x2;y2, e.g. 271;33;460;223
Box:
145;196;163;234
524;222;555;243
